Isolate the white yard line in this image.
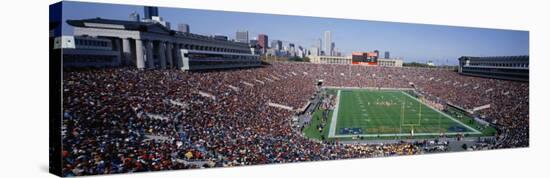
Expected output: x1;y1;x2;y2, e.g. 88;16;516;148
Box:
331;131;480;138
401;91;482;134
328;90;341;138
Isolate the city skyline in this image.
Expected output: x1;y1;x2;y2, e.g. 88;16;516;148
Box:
60;1;528;65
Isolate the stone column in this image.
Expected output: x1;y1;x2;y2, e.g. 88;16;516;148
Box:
146;40;154;68
175;44;183;69
166;43;173;68
135;39;145;69
159;42;167;69
122;38;131;66
113;39;122;66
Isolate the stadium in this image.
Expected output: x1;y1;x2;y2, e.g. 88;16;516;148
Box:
51;3;529;177
60;62;528;176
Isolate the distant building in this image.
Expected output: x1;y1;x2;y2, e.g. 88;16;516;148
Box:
310;55;351;65
257;34;268;52
129;11;140;22
142;16;170;29
330;42;335;56
458;56;529;81
156;17;170;29
324;31;332;56
144;6;158;20
271;40;282;50
248;39;260;54
236;31;249;43
309;47;320;56
297;46;306;58
288;43;296;56
288;43;295;49
249;39;258;47
374;50;379;58
178;23;190;33
384;51;390;59
141;6;171;29
266;48;278;56
378;58;403;67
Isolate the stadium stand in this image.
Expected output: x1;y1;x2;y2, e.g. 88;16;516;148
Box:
61;62;527;176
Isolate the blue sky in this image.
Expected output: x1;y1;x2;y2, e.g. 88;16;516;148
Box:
60;1;529;65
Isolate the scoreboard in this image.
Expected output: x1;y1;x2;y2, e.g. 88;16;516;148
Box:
352;52;378;65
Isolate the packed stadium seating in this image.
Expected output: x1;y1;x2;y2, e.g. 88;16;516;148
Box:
61;62;528;176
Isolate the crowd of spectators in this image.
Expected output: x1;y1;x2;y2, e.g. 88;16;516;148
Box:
298;63;528;148
61;62;527;176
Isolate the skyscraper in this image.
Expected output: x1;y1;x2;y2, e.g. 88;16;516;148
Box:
144;6;159;20
178;23;190;33
289;43;296;57
271;40;282;50
324;31;332;56
316;38;322;50
236;31;249;43
384;51;390;59
331;42;335;56
257;34;268;50
374;50;380;58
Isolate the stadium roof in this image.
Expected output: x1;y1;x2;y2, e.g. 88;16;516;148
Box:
66;18;250;46
459;55;529;61
67;17;171;33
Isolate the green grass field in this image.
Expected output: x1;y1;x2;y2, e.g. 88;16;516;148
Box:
303;88;496;140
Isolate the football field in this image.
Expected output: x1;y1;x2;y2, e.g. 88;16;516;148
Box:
327;89;482;138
